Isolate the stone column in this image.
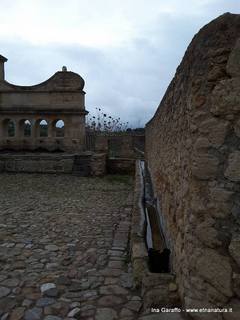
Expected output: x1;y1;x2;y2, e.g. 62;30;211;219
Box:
48;121;53;138
15;120;20;139
63;118;68;137
0;119;3;139
31;120;37;138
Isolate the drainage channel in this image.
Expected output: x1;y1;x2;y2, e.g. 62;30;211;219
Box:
139;160;171;273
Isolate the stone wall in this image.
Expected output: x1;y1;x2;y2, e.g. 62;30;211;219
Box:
0;152;106;176
85;132;144;175
93;133;145;159
0;153;74;173
145;13;240;319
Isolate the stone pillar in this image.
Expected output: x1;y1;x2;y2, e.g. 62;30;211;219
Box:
62;118;67;138
0;119;3;138
19;120;25;138
32;120;38;138
48;121;53;138
15;120;20;139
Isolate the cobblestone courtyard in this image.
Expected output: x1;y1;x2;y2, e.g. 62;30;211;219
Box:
0;174;144;320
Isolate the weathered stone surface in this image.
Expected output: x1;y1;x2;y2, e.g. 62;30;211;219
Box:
120;307;134;317
24;307;42;320
43;316;63;320
124;300;142;312
36;297;56;307
229;236;240;267
97;295;124;306
192;153;219;180
169;283;178;292
198;117;229;147
193;137;211;150
45;245;59;252
99;285;128;295
209;187;233;206
1;278;20;287
0;287;11;298
196;249;232;298
211;78;240;115
144;287;168;307
233;273;240;298
234;119;240;138
9;307;25;320
120;273;133;288
142;273;175;289
227;38;240;77
132;242;148;259
225;151;240;181
67;307;81;317
95;308;118;320
195;219;221;248
40;283;58;297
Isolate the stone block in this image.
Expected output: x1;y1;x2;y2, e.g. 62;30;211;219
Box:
211;78;240;115
195;249;233;298
198;118;229;147
132;258;148;287
234;119;240;138
195;219;221;248
142;273;175;289
143;287;168;308
229;235;240;267
209;186;233;218
232;273;240;299
192;153;219;180
227;38;240;77
225;151;240;181
132;242;148;259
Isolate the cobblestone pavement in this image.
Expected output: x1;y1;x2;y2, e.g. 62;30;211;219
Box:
0;173;144;320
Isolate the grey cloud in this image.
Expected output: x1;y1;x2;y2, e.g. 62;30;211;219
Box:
1;2;240;127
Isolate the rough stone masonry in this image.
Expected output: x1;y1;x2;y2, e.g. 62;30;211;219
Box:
146;13;240;320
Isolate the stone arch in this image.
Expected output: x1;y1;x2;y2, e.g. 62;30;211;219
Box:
36;119;48;137
53;119;65;137
3;119;15;137
19;119;32;137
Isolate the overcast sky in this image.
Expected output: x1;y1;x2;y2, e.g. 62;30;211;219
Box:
0;0;239;127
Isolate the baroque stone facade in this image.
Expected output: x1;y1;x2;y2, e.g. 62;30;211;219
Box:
145;13;240;319
0;55;87;152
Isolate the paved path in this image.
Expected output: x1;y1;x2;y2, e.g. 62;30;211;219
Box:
0;174;143;320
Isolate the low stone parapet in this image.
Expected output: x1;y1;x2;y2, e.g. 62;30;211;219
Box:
0;152;106;176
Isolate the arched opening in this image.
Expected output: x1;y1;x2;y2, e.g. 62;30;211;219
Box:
3;119;15;137
54;120;65;137
39;120;48;137
24;120;31;137
20;119;32;137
